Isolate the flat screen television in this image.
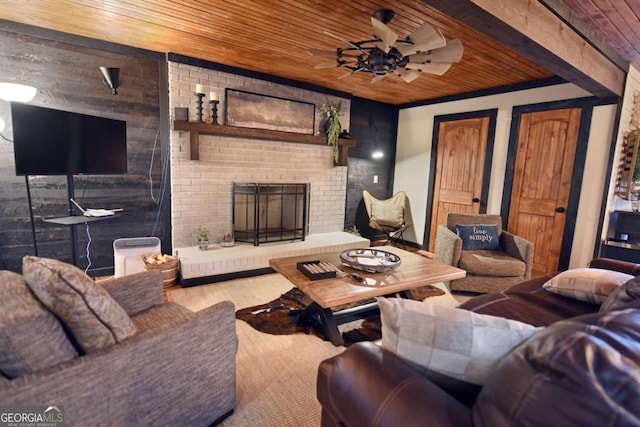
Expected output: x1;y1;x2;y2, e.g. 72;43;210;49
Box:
11;103;127;176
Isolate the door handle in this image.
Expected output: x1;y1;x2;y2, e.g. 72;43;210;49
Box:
472;197;480;203
556;207;566;213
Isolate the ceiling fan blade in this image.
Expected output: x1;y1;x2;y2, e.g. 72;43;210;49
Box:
424;39;464;63
396;22;446;56
315;61;339;69
338;68;363;79
307;48;336;57
371;17;398;53
405;62;452;76
323;31;363;52
371;74;388;84
395;68;423;83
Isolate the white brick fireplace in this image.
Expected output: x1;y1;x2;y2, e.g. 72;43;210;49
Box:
168;61;351;249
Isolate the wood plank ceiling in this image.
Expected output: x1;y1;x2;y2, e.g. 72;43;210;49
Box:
561;0;640;66
0;0;633;105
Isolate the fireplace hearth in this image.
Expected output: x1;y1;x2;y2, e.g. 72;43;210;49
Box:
233;182;310;246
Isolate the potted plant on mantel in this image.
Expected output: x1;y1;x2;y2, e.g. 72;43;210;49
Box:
195;226;210;250
321;101;341;163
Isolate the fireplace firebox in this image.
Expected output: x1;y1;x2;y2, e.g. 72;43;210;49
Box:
233;182;310;246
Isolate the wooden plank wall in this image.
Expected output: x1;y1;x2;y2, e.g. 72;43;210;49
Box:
0;30;166;275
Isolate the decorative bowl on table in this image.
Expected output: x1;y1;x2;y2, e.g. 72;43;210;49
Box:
339;248;401;273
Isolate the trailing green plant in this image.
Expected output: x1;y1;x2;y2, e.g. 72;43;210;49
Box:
321;101;341;163
195;226;209;242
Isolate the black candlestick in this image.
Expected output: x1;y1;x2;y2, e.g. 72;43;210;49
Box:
195;93;205;122
210;100;220;125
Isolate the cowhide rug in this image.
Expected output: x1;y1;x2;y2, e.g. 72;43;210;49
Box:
235;285;445;346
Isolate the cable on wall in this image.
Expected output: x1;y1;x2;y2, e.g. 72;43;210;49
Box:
149;129;160;203
151;132;170;237
84;222;93;274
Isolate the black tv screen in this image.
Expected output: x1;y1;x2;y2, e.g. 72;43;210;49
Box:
11;103;127;176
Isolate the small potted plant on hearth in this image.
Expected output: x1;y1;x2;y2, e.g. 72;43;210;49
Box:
195;226;210;250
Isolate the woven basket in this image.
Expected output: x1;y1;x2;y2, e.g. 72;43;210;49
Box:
143;256;178;288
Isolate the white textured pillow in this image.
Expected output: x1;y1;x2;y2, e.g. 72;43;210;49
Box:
379;298;541;385
542;268;634;305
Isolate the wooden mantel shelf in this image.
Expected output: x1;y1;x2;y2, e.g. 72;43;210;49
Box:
173;120;356;166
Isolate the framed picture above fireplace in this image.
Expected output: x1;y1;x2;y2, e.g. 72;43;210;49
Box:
225;89;315;135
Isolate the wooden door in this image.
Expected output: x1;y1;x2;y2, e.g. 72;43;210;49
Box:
508;108;581;276
428;117;490;251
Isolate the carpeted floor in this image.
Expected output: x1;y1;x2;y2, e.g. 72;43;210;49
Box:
166;273;458;426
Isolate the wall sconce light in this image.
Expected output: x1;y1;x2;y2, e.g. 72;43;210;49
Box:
99;67;120;95
0;83;37;103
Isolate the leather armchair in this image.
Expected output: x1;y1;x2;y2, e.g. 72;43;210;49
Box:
319;309;640;427
317;258;640;427
434;213;533;293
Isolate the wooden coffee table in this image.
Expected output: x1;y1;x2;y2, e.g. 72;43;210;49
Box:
269;246;465;345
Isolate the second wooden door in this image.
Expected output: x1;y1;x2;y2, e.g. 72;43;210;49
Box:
507;108;582;276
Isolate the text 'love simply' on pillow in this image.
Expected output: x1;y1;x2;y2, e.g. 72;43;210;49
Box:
455;224;501;251
379;298;541;385
542;268;635;305
0;271;78;379
22;256;137;353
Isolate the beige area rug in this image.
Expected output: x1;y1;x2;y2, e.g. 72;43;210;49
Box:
166;274;458;426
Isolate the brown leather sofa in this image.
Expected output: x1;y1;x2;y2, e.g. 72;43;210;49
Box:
317;258;640;427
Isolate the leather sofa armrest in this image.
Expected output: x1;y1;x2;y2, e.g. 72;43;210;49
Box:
435;225;462;267
588;258;640;276
317;342;473;427
100;270;164;315
500;231;534;279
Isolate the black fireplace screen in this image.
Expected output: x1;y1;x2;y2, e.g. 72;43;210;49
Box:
233;182;310;246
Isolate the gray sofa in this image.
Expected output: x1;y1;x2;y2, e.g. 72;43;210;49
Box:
0;268;238;427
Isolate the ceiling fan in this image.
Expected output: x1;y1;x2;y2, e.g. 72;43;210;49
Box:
308;9;463;83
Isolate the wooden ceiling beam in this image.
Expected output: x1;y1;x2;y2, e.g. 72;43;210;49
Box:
422;0;626;98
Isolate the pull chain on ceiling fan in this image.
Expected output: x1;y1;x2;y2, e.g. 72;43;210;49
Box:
308;9;463;83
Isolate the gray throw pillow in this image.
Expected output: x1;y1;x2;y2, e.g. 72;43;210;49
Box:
22;256;137;353
600;275;640;312
456;224;501;251
543;268;634;305
0;270;78;378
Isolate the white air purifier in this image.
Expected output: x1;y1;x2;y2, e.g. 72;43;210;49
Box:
113;237;161;278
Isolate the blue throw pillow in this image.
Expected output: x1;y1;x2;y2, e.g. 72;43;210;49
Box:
455;224;501;251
